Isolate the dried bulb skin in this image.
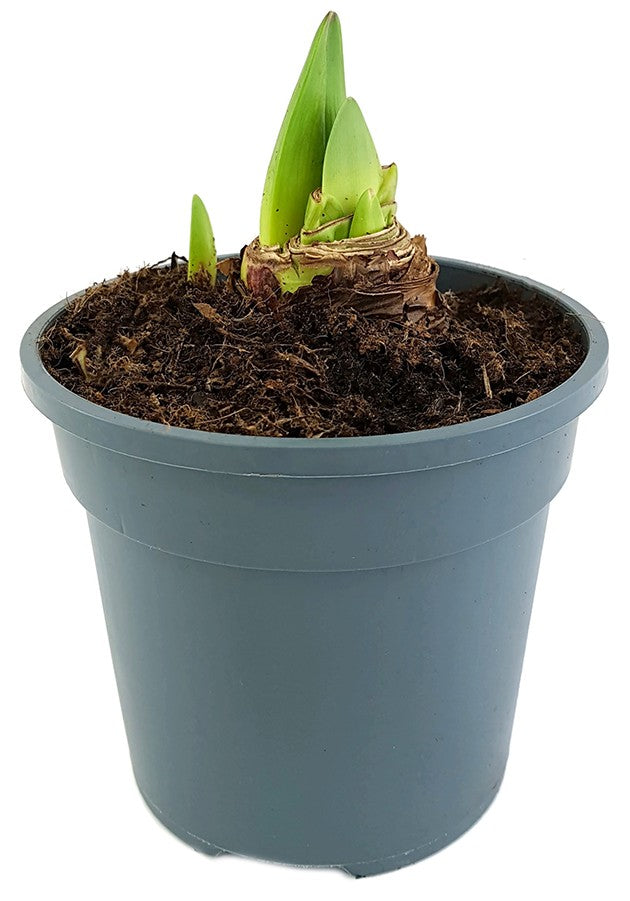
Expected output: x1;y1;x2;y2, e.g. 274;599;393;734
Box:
242;220;439;319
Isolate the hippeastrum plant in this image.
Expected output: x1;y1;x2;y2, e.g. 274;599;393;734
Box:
187;12;438;318
239;11;439;318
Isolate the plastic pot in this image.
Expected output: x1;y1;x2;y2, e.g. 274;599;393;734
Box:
21;257;608;876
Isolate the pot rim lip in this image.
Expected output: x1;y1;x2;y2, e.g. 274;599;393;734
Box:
20;255;608;475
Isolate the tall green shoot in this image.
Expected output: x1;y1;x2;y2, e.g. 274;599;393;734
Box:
259;12;346;247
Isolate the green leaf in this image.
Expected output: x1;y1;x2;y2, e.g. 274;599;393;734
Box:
188;194;217;283
259;12;346;247
321;98;383;218
303;189;345;231
349;188;386;238
377;163;398;205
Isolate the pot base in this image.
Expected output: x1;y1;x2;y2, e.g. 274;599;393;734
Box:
137;771;504;877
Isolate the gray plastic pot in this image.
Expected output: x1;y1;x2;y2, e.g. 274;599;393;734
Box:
21;257;607;877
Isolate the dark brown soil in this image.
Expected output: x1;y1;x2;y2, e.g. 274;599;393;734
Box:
39;256;586;438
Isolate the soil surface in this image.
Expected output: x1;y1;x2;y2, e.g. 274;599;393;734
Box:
40;256;586;438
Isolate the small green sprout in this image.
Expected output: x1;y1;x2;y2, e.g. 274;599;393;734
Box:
259;11;346;247
378;163;398;226
303;189;345;231
349;188;386;238
378;163;398;205
188;194;217;283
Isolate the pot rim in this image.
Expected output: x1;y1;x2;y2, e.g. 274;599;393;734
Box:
20;256;608;477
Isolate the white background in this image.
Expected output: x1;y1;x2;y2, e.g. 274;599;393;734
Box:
1;0;628;898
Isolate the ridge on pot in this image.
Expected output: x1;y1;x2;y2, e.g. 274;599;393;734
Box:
21;257;607;876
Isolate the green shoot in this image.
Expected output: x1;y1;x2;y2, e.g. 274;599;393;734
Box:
259;12;346;247
349;189;386;238
303;189;345;231
377;163;398;204
321;98;383;218
188;194;217;283
378;163;398;226
381;202;397;226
